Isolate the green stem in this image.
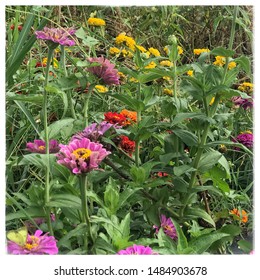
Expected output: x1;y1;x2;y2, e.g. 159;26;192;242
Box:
135;83;142;167
43;47;55;236
79;175;94;253
60;45;76;119
83;93;91;127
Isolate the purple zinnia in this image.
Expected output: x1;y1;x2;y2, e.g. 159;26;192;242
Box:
87;57;120;85
233;132;253;149
231;96;253;110
26;139;60;154
71;121;115;142
7;230;58;255
153;214;178;240
56;138;111;174
117;244;158;255
35;26;76;46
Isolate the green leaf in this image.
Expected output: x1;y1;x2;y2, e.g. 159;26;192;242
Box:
173;129;198;147
6;206;45;221
172;112;214;125
85;191;105;208
111;93;145;111
204;166;230;193
6;92;43;104
237;240;253;254
184;207;216;227
210;47;235;57
104;178;119;215
130;166;147;184
173;165;196;177
57;223;87;246
47;194;82;209
119;213;131;238
171;218;188;252
189;232;229;254
198;150;222;173
19;154;56;169
43;118;75;139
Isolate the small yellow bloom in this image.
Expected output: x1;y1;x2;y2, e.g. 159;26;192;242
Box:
148;47;160;57
118;72;127;79
109;47;121;55
209;97;215;105
163;88;173;96
115;33;136;51
129;77;139;83
228;61;237;70
160;60;173;67
145;61;157;69
163;76;171;81
187;70;193;77
238;82;253;93
115;33;127;44
178;46;183;55
95;85;108;93
87;17;106;26
213;56;226;67
136;45;147;53
193;48;210;55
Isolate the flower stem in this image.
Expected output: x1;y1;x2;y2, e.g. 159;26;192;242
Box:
83;93;91;127
79;175;94;253
135;82;142;167
43;47;55;236
60;45;76;119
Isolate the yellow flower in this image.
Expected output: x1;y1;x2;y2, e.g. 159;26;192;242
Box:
145;61;157;69
129;77;139;83
160;60;173;67
115;33;136;51
87;17;106;26
148;47;160;57
115;33;127;44
42;57;58;68
163;76;171;81
136;45;147;53
164;46;169;55
193;48;210;55
228;61;237;70
109;47;121;55
178;46;183;55
118;72;127;79
163;88;173;96
209;97;215;105
187;70;193;76
213;56;226;67
238;82;253;93
95;85;108;93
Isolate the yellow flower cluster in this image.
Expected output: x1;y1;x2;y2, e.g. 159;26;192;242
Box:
148;47;160;57
87;17;106;26
136;45;150;58
187;70;193;76
163;88;173;96
129;77;139;83
109;47;121;55
209;97;215;105
238;82;253;93
115;33;136;51
145;61;157;69
95;85;108;93
160;60;173;67
193;48;210;55
213;56;237;70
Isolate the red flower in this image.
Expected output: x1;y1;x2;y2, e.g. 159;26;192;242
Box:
10;24;23;31
104;112;126;126
119;135;135;156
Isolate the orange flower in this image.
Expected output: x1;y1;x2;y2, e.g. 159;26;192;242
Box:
230;208;248;223
120;109;137;124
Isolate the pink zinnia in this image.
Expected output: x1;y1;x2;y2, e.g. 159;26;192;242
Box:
233;132;253;149
87;57;120;85
117;244;158;255
7;230;58;255
231;96;253;110
35;27;76;46
56;138;111;174
153;214;178;240
26;139;60;153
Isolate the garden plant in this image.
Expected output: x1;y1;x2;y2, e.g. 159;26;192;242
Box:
5;5;254;255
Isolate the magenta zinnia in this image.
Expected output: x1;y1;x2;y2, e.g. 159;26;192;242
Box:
154;214;178;240
35;27;76;46
87;57;120;85
26;139;60;153
233;132;253;149
117;244;158;255
56;138;111;174
7;230;58;255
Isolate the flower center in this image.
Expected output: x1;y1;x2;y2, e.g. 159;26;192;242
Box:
38;145;45;151
164;225;173;231
24;236;39;250
72;148;92;160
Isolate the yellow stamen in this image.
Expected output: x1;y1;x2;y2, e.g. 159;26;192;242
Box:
72;148;92;160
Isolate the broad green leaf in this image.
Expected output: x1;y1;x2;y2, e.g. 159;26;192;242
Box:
173;129;198;146
172;112;214;125
43;118;75;139
237;240;253;253
6;206;45;221
170;218;188;252
6;92;43;104
104;178;119;215
47;193;82;209
57;223;87;246
210;47;235;57
184;207;216;227
189;232;229;254
173;165;196;177
111;93;145;111
19;154;56;169
198;150;222;173
234;56;251;74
